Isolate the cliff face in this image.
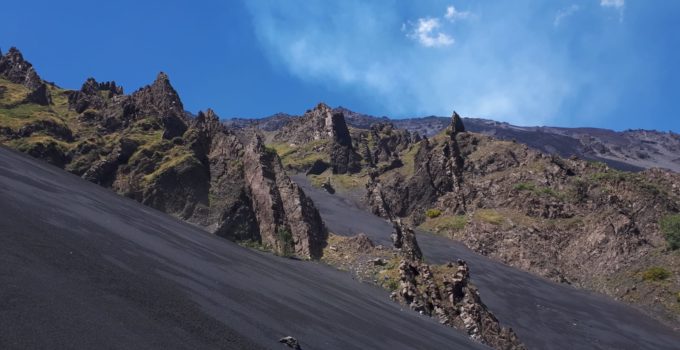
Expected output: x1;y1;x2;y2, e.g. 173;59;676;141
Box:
243;136;327;258
0;48;327;259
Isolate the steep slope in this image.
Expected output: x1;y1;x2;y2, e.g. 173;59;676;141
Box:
0;47;326;258
293;174;680;350
0;146;487;350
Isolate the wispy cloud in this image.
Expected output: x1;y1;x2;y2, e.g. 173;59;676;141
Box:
600;0;624;9
243;1;631;126
406;18;454;47
445;5;471;22
554;5;580;27
600;0;625;21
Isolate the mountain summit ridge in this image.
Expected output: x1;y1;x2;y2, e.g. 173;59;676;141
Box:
226;107;680;173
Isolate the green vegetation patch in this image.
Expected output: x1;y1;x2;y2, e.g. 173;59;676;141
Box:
268;140;329;170
376;256;402;291
419;215;468;236
660;214;680;250
308;170;368;192
9;134;74;153
513;181;566;199
641;267;671;281
397;142;420;177
0;78;29;105
513;182;536;191
142;146;199;183
474;209;505;225
425;208;442;218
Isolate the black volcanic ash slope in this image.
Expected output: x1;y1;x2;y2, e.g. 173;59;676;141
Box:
294;173;680;350
0;146;486;350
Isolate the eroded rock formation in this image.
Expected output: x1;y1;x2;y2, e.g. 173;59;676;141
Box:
0;47;43;90
272;103;361;173
387;221;525;350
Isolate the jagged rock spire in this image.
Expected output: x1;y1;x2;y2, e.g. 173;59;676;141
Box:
131;71;184;116
68;77;123;113
0;47;51;105
390;218;423;261
451;111;465;135
0;47;43;91
131;72;187;139
80;77;123;96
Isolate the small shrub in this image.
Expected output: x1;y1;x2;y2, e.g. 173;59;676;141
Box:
642;267;671;281
426;208;442;218
383;278;399;291
538;187;564;199
513;182;536;191
239;239;266;251
660;214;680;250
277;227;295;257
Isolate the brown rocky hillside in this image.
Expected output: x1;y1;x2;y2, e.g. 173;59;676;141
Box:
263;106;680;327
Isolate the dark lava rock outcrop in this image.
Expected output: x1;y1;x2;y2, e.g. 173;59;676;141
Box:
366;111;468;218
356;122;419;171
390;219;423;261
0;47;44;91
272;103;361;174
68;78;124;113
387;221;525;350
0;47;52;106
243;135;327;258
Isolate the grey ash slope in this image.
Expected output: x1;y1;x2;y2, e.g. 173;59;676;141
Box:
0;147;486;350
292;174;680;350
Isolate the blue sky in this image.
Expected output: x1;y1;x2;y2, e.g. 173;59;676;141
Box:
1;1;679;131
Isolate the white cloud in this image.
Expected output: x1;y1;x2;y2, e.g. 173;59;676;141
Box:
554;5;580;27
407;18;454;47
445;5;471;22
600;0;624;9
